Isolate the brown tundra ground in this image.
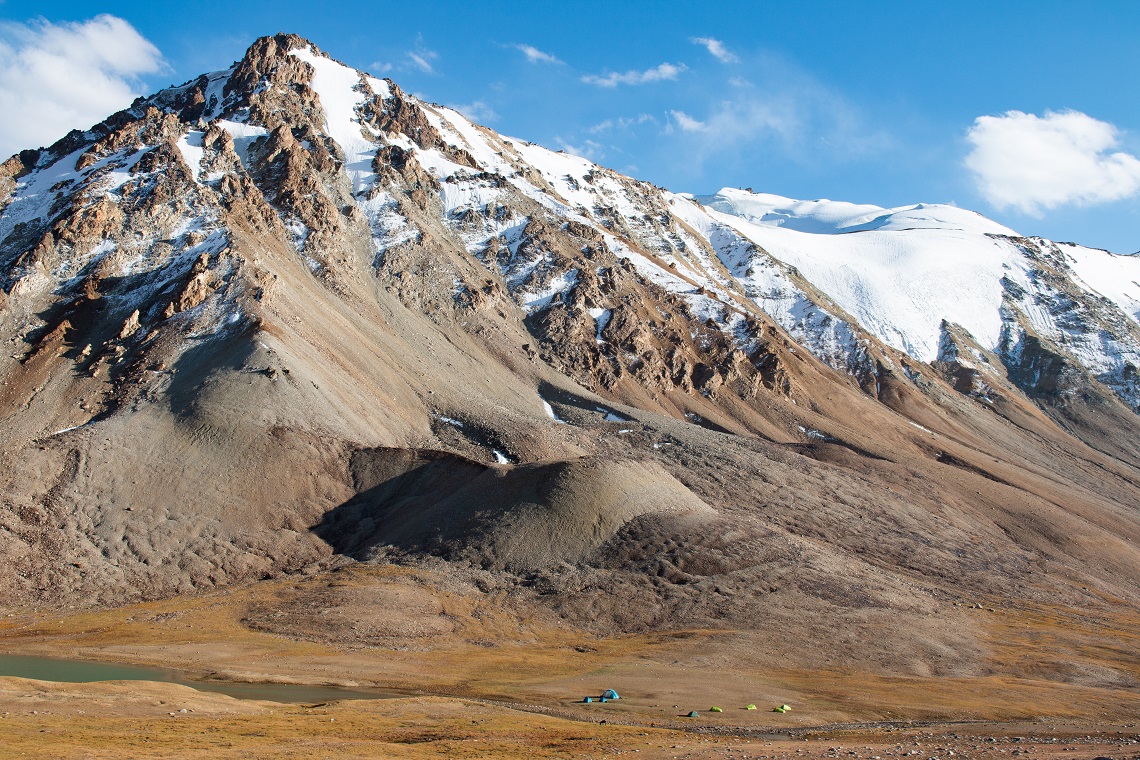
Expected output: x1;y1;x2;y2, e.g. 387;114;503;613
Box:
1;563;1138;759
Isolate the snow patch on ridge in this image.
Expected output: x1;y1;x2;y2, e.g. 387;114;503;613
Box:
1060;243;1140;326
289;47;424;261
588;307;611;343
996;237;1140;410
521;268;579;313
176;131;206;181
290;47;377;193
217;120;269;171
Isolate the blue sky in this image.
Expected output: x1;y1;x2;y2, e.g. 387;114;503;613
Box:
2;1;1139;252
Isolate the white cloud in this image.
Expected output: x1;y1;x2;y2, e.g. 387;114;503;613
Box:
669;110;707;132
450;100;497;123
555;137;605;161
367;61;393;74
659;58;889;169
691;37;738;64
965;109;1140;216
514;44;561;64
404;35;439;74
406;50;437;74
581;62;686;88
667;101;796;144
588;114;655;134
0;15;164;157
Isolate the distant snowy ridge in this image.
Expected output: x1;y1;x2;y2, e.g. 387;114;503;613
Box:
693;188;1020;237
697;188;1140;407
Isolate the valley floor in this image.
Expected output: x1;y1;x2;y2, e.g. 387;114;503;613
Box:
1;564;1138;758
0;684;1136;759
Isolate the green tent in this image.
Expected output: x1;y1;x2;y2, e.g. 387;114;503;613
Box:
773;704;791;713
687;710;700;718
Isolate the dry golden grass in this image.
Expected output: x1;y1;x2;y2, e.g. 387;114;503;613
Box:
3;566;1140;758
982;598;1140;683
0;687;675;759
0;566;694;698
1;683;1136;760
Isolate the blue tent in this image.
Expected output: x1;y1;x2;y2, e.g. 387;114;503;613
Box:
602;689;620;700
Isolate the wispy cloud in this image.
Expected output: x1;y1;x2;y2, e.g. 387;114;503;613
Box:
407;50;436;74
581;62;686;88
367;61;393;74
691;36;738;64
661;64;889;168
588;114;655;134
965;109;1140;216
555;137;605;161
450;100;497;123
513;43;561;64
0;14;165;157
405;35;438;74
666;103;796;142
669;110;708;132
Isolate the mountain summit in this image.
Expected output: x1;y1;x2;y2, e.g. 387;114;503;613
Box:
0;35;1138;688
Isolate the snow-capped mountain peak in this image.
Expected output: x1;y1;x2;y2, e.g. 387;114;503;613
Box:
4;32;1140;438
695;188;1020;236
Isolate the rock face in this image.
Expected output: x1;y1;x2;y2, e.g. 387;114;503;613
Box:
0;34;1138;681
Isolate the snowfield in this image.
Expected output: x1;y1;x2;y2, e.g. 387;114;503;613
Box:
699;192;1126;341
703;200;1013;361
694;188;1019;237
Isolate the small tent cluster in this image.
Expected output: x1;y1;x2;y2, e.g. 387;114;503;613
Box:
582;689;620;703
581;689;791;718
682;702;791;718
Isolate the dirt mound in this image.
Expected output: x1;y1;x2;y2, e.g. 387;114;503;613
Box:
318;448;714;571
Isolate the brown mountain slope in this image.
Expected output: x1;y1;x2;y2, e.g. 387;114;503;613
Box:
0;35;1137;702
